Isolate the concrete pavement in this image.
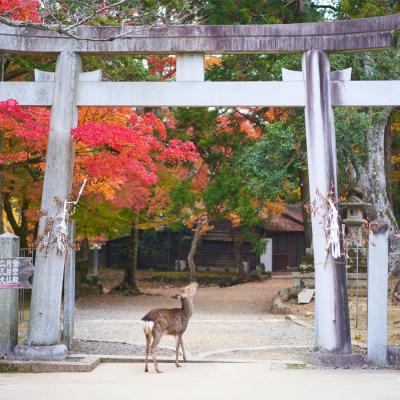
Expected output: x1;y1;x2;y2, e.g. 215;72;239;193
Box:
0;363;399;400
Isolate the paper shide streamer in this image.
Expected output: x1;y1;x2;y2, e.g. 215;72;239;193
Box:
325;196;341;259
54;178;87;255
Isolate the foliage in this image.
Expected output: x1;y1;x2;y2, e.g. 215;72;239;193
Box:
0;0;40;22
195;0;324;24
0;100;199;241
337;0;400;19
142;270;235;285
239;119;304;201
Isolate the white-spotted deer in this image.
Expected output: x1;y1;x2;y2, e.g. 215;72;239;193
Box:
142;282;198;373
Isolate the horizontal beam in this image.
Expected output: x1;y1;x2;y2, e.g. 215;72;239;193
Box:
331;81;400;106
78;82;306;107
1;15;399;54
0;82;54;105
0;81;304;107
2;80;400;107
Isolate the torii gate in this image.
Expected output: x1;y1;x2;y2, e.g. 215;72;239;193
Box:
1;15;400;364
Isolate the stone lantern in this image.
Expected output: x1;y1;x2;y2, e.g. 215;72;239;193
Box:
342;195;369;246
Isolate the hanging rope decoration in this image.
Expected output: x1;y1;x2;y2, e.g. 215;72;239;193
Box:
325;196;341;259
54;179;88;255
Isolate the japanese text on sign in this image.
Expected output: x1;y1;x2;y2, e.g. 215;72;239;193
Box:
0;258;34;289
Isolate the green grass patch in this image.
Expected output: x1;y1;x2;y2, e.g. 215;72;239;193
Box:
142;270;236;285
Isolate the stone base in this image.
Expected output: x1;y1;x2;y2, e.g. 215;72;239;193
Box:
0;355;99;373
306;352;365;368
388;346;400;364
13;344;67;361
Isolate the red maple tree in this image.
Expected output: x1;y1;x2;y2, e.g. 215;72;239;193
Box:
0;0;41;22
0;101;198;246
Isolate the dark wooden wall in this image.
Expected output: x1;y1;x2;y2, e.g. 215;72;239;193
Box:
99;227;305;272
270;232;305;271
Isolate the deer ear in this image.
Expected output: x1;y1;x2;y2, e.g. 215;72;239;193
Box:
171;293;182;299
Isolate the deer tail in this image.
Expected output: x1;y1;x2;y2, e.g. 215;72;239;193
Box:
142;317;154;336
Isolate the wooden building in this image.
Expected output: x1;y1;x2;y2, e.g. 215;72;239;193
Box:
262;206;306;272
101;206;305;273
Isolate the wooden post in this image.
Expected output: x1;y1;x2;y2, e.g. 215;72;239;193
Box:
63;221;76;349
26;52;81;351
93;246;99;276
176;54;204;82
0;233;20;355
367;219;389;366
302;50;352;354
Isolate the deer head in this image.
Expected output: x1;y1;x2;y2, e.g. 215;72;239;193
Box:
171;282;198;300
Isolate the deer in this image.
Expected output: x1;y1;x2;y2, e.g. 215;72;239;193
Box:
141;282;198;373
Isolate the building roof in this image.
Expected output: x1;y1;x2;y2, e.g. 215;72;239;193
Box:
202;205;304;242
261;204;304;233
282;204;304;224
265;213;304;232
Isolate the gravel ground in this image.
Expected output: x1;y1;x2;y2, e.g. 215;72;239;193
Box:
70;339;175;358
73;278;313;360
289;276;400;347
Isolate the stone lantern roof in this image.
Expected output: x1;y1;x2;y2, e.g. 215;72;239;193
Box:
341;195;369;208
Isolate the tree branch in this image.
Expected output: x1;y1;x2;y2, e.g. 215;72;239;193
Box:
4;67;27;81
313;4;338;12
0;156;44;171
63;0;131;32
0;1;198;42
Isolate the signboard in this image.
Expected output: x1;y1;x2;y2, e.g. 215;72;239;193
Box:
0;257;34;289
298;288;315;304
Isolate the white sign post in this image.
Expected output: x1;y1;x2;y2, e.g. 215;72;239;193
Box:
0;233;20;355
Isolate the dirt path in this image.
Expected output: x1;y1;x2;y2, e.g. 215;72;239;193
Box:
73;278;313;361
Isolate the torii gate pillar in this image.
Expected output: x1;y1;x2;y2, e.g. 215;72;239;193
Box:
14;52;82;360
301;50;359;364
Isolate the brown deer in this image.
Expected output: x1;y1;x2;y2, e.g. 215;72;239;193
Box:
142;282;198;373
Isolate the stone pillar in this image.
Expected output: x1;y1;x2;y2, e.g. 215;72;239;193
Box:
0;233;20;355
15;52;81;359
302;50;352;355
63;221;76;349
367;219;389;366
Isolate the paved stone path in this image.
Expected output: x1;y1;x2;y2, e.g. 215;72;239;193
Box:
1;363;399;400
73;279;313;360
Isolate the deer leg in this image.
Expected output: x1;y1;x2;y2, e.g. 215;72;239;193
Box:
150;329;163;373
144;333;152;372
179;335;187;362
175;336;182;367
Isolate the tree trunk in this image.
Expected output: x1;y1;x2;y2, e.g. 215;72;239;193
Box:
113;213;140;294
77;237;90;280
384;112;393;208
75;237;91;297
2;192;29;248
355;109;399;232
0;174;3;235
230;222;245;279
0;132;4;234
187;215;208;282
299;168;312;249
